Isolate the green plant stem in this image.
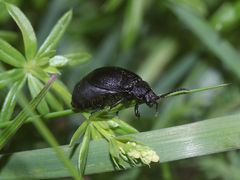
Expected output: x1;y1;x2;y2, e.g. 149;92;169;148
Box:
0;109;75;129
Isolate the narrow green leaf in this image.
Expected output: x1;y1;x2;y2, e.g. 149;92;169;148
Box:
51;80;72;106
0;69;24;89
112;117;139;134
64;52;91;66
0;77;26;122
160;83;229;98
170;3;240;78
37;10;72;58
90;124;103;140
28;75;49;114
6;3;37;60
0;75;57;150
0;38;26;67
103;0;124;12
69;121;88;147
137;38;177;83
78;126;91;175
30;70;71;107
49;55;69;67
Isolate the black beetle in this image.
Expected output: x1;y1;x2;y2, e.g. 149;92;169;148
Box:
72;66;172;117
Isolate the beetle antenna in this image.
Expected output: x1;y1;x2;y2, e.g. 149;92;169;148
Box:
158;88;189;98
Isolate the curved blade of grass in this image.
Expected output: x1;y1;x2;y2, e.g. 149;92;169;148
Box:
160;83;230;98
0;75;57;150
0;69;24;89
122;0;145;48
0;38;26;67
37;10;72;58
137;38;177;83
0;77;26;122
6;3;37;60
1;113;240;179
170;2;240;78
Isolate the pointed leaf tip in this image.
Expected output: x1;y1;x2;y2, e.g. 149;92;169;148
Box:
5;2;37;60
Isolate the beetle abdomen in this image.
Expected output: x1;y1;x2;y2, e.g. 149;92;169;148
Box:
72;78;129;111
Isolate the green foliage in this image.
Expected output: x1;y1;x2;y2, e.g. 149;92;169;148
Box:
0;2;90;119
0;0;240;180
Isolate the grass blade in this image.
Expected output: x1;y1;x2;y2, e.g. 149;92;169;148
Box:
6;3;37;60
122;0;145;48
0;38;26;67
170;3;240;78
160;83;229;98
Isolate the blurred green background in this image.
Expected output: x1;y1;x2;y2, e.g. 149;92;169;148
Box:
1;0;240;179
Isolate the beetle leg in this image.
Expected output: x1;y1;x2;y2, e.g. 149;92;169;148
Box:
134;103;140;118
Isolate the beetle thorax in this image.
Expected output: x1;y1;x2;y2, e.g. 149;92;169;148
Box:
130;81;158;106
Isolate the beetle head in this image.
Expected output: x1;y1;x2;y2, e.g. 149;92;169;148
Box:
131;81;158;107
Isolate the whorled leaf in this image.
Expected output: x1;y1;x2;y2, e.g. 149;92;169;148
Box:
0;38;26;67
69;121;89;147
64;52;91;66
31;69;71;107
0;69;24;89
28;74;50;114
37;10;72;58
6;3;37;60
0;77;26;122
